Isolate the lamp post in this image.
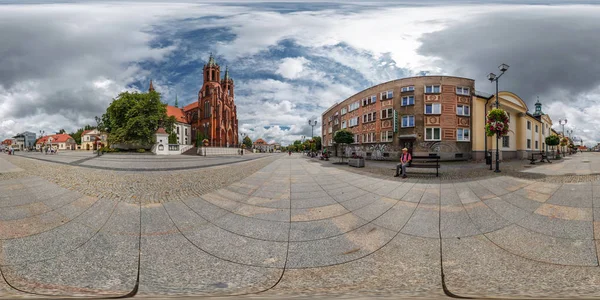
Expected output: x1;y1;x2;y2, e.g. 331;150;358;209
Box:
308;120;318;139
566;129;573;155
487;63;509;173
39;130;45;153
558;118;567;157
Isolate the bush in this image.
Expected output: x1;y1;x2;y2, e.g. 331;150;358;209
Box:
100;146;118;153
137;149;146;153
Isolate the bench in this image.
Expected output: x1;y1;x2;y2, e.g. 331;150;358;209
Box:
408;155;440;177
529;152;551;164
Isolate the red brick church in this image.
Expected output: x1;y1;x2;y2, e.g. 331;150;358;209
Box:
183;54;239;147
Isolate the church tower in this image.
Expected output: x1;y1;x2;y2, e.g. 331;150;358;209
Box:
148;80;155;92
533;97;544;116
203;53;220;83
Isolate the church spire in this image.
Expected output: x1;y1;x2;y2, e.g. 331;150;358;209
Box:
224;66;230;80
533;96;544;116
149;80;155;92
207;52;217;67
174;93;178;108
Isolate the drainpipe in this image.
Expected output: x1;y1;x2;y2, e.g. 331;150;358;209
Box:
484;96;491;162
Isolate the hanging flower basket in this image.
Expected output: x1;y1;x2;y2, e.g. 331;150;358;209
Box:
485;108;510;137
202;139;209;147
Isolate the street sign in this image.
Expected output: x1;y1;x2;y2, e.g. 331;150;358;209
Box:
393;110;398;133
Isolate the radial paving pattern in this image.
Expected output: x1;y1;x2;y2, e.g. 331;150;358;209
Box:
2;154;600;298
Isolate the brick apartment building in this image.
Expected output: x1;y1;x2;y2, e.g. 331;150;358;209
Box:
322;76;475;160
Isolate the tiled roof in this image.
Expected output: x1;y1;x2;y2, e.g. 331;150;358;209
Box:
36;134;74;144
156;128;168;134
183;102;199;112
254;138;267;144
81;130;93;136
166;105;188;124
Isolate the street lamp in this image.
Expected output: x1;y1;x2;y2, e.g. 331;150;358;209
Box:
39;130;45;153
308;119;318;139
558;119;567;157
487;63;509;173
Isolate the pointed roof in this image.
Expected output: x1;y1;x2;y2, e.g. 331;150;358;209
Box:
156;127;167;134
149;80;155;92
166;105;188;124
207;53;218;67
223;66;230;80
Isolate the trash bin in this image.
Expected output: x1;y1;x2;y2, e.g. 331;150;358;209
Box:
485;152;492;165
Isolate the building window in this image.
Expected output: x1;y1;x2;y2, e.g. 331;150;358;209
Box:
341;107;347;115
527;121;531;130
362;98;369;106
535;125;538;133
349;117;359;127
425;103;441;114
349;101;360;112
328;127;332;133
425;85;441;93
381;108;393;119
502;136;510;148
535;140;539;149
380;90;393;100
354;134;360;144
334;119;339;125
363;112;377;123
341;121;347;129
457;128;470;141
401;86;414;92
381;131;393;142
177;127;180;134
401;96;414;106
425;128;441;141
542;125;545;134
527;139;531;149
456;87;470;95
371;95;377;104
457;105;470;116
185;128;188;136
401;115;415;127
363;132;376;143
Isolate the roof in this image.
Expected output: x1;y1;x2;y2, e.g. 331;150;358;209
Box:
37;134;74;144
166;105;188;124
474;90;494;99
1;139;13;145
183;101;198;112
156;128;168;134
254;138;267;144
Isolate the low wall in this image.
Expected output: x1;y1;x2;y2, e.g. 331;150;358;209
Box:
198;147;247;156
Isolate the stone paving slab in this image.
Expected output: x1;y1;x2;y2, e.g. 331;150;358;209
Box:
0;157;23;174
443;235;600;298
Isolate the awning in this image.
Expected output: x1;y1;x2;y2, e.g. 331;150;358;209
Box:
398;134;417;139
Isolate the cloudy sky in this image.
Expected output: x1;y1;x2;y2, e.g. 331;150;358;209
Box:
1;0;599;146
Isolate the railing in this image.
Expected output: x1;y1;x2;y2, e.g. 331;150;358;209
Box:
179;144;194;153
168;144;179;151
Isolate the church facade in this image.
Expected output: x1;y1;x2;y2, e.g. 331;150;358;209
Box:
183;54;239;147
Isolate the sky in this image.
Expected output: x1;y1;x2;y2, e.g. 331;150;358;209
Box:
1;0;599;146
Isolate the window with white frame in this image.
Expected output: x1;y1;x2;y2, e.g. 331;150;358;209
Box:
527;121;531;130
341;121;347;129
502;136;510;148
354;134;360;144
457;105;470;116
328;127;332;133
535;140;539;149
334;118;339;125
363;132;376;143
349;101;360;112
380;90;393;100
349;117;359;127
425;128;441;141
425;103;441;114
542;125;545;134
381;131;393;142
535;125;538;133
401;115;415;127
381;108;393;119
371;95;377;104
401;95;414;106
527;139;531;149
341;107;347;115
362;112;377;123
425;85;441;93
457;128;470;141
362;98;369;106
401;86;415;92
456;87;470;95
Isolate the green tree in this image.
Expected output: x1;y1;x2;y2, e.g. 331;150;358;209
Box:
99;90;168;146
333;129;354;161
312;136;322;150
243;136;253;149
168;132;178;144
545;134;561;158
69;124;96;145
58;129;66;134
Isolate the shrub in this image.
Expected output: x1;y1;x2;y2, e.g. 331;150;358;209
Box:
137;149;146;153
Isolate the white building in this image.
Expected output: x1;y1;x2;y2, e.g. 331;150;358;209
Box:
167;105;192;145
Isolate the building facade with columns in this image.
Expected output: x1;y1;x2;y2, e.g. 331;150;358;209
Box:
472;91;554;161
183;54;239;147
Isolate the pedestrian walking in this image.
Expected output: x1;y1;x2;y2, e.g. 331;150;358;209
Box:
394;148;412;178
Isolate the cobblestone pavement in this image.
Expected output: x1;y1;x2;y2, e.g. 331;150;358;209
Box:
2;153;600;299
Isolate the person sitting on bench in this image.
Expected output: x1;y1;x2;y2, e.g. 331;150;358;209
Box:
394;148;412;178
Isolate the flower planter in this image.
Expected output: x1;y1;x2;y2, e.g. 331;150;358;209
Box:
348;158;365;168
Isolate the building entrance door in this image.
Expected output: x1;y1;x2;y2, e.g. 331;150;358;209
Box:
399;139;415;156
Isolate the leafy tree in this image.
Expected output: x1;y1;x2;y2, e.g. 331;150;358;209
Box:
99;90;168;146
243;136;253;149
69;124;96;145
333;129;354;161
58;129;66;134
168;132;178;144
545;134;561;158
312;136;322;150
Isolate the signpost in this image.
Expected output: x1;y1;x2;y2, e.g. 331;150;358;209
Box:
393;110;398;133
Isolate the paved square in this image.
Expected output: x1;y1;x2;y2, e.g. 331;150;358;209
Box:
2;152;600;298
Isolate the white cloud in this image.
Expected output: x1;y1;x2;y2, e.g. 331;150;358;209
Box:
276;57;309;79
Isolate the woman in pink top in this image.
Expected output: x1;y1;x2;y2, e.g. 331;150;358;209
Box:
394;148;411;178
